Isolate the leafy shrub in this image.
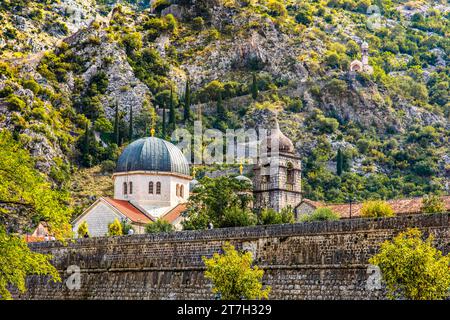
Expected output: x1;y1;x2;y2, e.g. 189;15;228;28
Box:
421;195;446;214
6;94;26;112
202;242;271;300
100;160;116;174
267;0;288;17
77;221;89;238
22;79;41;94
192;17;204;30
369;228;450;300
295;10;313;26
259;207;294;225
300;208;340;222
222;207;256;227
108;218;123;236
361;200;394;218
145;219;174;233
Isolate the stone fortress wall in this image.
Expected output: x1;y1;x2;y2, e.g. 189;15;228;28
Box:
17;213;450;300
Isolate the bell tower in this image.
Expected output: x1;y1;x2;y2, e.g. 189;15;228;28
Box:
253;121;302;213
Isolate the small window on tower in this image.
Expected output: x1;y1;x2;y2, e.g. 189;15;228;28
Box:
129;182;133;194
176;184;180;197
149;181;154;194
180;185;184;198
123;182;128;195
156;182;161;194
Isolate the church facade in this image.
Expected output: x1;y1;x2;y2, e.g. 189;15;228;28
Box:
72;135;191;237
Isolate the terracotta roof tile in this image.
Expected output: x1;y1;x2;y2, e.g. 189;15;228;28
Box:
103;197;152;224
325;196;450;218
161;203;187;224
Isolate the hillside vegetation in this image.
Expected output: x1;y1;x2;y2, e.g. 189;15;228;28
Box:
0;0;448;231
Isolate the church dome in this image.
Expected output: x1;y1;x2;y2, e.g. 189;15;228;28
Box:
261;121;295;153
116;137;190;176
235;175;253;187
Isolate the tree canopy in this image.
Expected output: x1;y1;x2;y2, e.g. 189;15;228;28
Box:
0;129;72;299
369;228;450;300
202;242;271;300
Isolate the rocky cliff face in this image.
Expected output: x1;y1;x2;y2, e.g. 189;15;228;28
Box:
0;0;448;204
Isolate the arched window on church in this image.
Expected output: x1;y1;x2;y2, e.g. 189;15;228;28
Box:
176;184;180;197
123;182;128;195
180;185;184;198
286;162;294;191
129;181;133;194
156;182;161;194
149;181;154;194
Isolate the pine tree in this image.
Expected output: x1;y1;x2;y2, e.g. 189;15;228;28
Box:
114;102;120;146
251;73;258;100
169;87;176;132
184;80;191;121
336;148;343;176
129;104;133;141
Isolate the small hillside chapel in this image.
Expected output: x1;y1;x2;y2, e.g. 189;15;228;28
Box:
73;122;304;237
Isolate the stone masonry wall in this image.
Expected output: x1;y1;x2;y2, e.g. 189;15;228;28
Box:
17;213;450;300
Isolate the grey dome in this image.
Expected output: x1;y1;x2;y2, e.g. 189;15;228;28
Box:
235;175;253;188
116;137;190;176
261;121;294;153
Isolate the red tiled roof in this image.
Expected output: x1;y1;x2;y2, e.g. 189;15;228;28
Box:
161;203;187;224
24;236;45;243
103;197;152;224
325;196;450;218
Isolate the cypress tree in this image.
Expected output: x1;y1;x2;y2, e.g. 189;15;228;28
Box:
217;90;225;121
128;104;133;141
336;148;343;176
251;73;258;100
169;87;176;132
162;102;166;137
83;121;90;155
114;102;120;146
184;80;191;121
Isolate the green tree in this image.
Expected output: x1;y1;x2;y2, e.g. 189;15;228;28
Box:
184;80;191;121
0;226;61;300
114;102;120;146
183;176;253;230
222;206;256;228
336;148;343;176
108;218;123;236
369;228;450;300
421;195;446;214
217;90;225;121
259;207;294;225
161;102;166;137
168;87;176;132
145;219;174;233
121;220;134;235
77;221;89;238
202;242;271;300
300;208;340;222
361;200;395;218
129;104;133;141
0;130;71;299
251;73;258;100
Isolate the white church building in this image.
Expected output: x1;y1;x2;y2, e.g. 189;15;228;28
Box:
72;135;192;237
